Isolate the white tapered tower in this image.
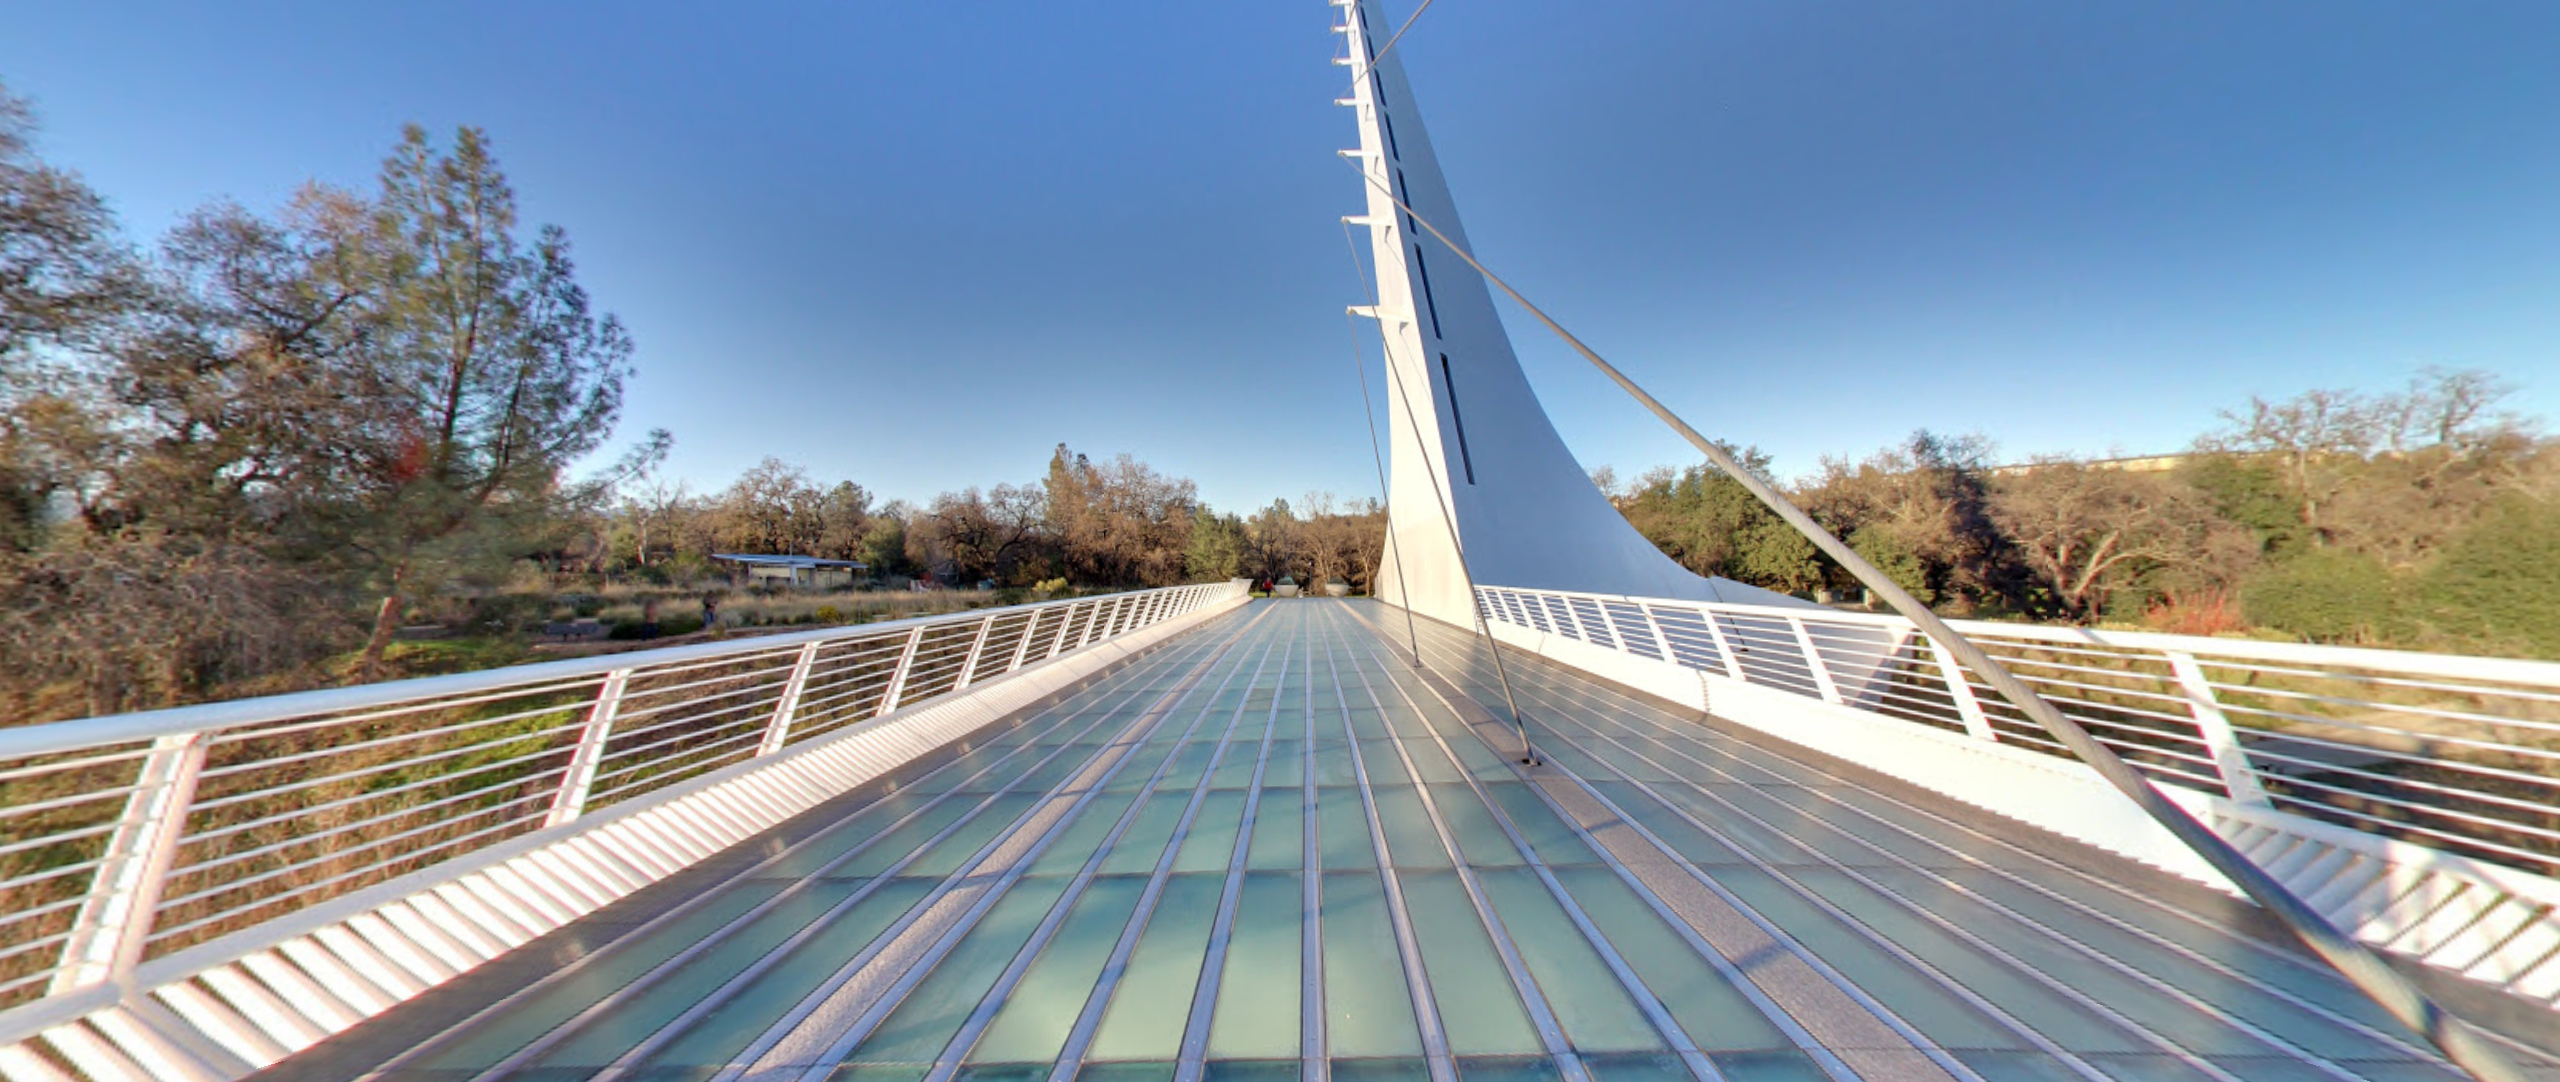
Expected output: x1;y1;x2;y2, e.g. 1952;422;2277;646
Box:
1336;0;1803;628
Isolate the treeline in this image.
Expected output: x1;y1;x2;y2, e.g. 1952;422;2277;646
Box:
2;84;662;713
1610;369;2559;657
559;444;1386;596
0;82;1372;717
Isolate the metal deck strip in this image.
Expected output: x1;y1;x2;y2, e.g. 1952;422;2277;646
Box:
733;610;1271;1082
241;601;2560;1082
919;613;1284;1080
276;623;1230;1082
1389;604;2560;1080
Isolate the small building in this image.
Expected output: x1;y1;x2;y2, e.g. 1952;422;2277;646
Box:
712;553;869;589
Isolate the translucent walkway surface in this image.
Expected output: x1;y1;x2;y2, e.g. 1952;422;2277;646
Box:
262;601;2560;1082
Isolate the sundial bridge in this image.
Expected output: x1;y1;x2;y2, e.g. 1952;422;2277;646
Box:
2;5;2558;1082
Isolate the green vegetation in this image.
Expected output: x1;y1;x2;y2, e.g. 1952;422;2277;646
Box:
1609;369;2557;657
0;85;1385;725
6;76;2548;735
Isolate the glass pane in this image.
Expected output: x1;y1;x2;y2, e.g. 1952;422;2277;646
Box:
1091;873;1224;1061
1321;870;1421;1057
970;875;1150;1064
1208;872;1303;1059
1474;867;1663;1053
1400;870;1538;1056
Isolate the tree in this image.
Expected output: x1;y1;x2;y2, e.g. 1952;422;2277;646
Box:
2242;548;2401;645
1615;445;1819;593
1182;508;1246;582
2203;369;2536;568
1796;431;2023;611
817;481;873;561
0;82;131;377
1;82;136;548
1245;498;1303;582
714;457;822;555
344;126;634;671
1044;443;1198;586
914;484;1047;585
1989;461;2232;622
863;502;916;577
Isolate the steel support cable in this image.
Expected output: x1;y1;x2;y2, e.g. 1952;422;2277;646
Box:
1335;156;2528;1082
1351;313;1433;670
1336;218;1538;764
1340;0;1438;99
1341;225;1423;665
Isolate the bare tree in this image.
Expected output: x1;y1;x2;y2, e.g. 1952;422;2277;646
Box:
1990;461;2232;622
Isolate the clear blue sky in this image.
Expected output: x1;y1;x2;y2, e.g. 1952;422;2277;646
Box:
7;1;2557;512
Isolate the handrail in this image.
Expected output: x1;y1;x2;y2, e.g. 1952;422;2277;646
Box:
1506;584;2560;687
1476;583;2560;884
0;588;1210;761
0;581;1247;1012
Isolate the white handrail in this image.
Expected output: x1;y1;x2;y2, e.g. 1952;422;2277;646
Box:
1475;584;2560;881
0;581;1246;1012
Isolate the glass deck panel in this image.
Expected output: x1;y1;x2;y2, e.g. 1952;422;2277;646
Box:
316;602;2554;1082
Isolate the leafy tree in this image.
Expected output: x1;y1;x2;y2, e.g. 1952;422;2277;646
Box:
342;126;636;671
1847;525;1931;604
1616;445;1822;594
1182;508;1246;582
1797;431;2023;611
2180;455;2304;557
862;502;915;577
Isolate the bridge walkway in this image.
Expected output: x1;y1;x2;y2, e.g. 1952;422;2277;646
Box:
251;600;2560;1082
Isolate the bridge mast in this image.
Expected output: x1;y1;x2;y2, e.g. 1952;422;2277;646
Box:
1333;0;1799;630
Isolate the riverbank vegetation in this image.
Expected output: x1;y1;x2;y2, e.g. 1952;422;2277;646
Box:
1608;368;2557;659
6;80;2548;730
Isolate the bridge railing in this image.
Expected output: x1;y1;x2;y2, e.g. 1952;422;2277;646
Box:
1473;585;2560;880
0;582;1241;1014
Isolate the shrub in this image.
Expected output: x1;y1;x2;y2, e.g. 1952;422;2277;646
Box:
2240;549;2402;644
2412;496;2560;657
2140;591;2246;637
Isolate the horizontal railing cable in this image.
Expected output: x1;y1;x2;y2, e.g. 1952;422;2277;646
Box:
0;581;1244;1021
1344;156;2532;1080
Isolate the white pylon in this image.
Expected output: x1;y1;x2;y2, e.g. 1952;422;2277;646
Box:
1335;0;1808;629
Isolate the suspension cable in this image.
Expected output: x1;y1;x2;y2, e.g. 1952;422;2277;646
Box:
1334;153;2527;1082
1340;0;1439;100
1338;219;1539;764
1337;243;1423;665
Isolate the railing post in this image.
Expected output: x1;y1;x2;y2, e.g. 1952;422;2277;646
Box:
876;626;929;716
1698;607;1748;681
1050;602;1080;659
2166;650;2271;807
1012;609;1045;671
759;642;823;756
1642;607;1678;662
1558;595;1593;641
1084;597;1118;646
1787;616;1845;704
548;669;631;828
952;614;998;691
1925;635;1999;742
54;730;210;992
